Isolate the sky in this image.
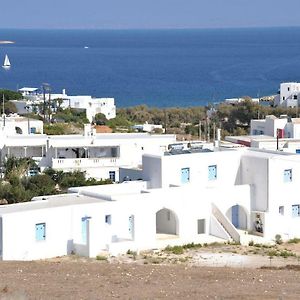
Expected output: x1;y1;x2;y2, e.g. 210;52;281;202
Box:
1;0;300;29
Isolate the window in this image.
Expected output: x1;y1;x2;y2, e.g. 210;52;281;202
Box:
208;165;217;181
105;215;112;225
292;205;300;217
288;87;290;91
279;206;284;215
294;95;298;100
30;127;36;134
283;169;292;182
283;96;285;100
35;223;46;241
197;219;205;234
109;171;116;182
181;167;190;184
81;216;91;244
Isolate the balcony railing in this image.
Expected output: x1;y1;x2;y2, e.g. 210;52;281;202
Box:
52;157;119;169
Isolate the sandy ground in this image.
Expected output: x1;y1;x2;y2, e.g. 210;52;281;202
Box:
1;242;300;299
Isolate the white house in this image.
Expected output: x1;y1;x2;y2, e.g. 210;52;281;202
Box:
274;82;300;107
17;88;116;122
0;114;43;136
0;126;176;180
225;115;300;153
250;115;300;138
132;122;164;133
1;146;300;260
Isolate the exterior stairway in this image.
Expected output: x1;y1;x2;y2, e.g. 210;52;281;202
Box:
211;203;240;243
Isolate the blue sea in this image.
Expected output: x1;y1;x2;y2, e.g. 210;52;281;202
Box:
0;27;300;107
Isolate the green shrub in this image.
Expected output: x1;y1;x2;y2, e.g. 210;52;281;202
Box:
165;245;184;255
288;238;300;244
96;255;108;261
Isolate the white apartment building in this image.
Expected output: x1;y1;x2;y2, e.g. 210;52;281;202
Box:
0;123;176;180
1;147;300;260
250;115;300;138
224;115;300;153
17;88;116;122
274;82;300;107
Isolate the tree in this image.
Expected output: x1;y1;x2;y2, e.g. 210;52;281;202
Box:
0;89;22;100
94;113;108;125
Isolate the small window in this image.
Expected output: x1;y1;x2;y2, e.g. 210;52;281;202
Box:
109;171;116;182
288;87;290;91
294;95;298;100
279;206;284;215
283;169;292;182
105;215;112;225
208;165;217;181
197;219;205;234
292;205;300;217
30;127;36;134
181;167;190;184
283;96;285;100
35;223;46;241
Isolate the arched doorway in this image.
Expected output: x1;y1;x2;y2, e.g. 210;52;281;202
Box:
156;208;178;235
15;127;23;134
226;205;247;230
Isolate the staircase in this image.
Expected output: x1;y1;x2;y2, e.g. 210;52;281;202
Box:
211;203;240;243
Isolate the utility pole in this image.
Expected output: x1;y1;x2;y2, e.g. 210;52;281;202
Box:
42;83;50;123
2;94;4;115
207;118;210;142
2;94;5;127
213;123;216;141
164;109;167;134
199;120;202;140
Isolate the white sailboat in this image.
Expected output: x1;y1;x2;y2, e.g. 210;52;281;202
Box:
2;54;11;69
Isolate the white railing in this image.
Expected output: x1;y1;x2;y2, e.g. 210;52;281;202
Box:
52;157;119;169
211;203;240;243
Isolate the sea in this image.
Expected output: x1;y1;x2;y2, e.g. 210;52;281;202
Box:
0;27;300;108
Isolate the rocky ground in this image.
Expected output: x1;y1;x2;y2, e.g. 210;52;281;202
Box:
1;241;300;299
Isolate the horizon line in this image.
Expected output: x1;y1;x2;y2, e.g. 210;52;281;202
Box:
0;25;300;31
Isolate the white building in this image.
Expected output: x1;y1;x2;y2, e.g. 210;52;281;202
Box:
223;115;300;153
17;88;116;122
250;115;300;138
132;122;163;133
224;97;260;105
0;126;176;180
274;82;300;107
0;114;43;136
1;146;300;260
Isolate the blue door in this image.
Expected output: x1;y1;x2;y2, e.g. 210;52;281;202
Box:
35;223;46;241
81;216;91;244
292;205;300;218
232;205;239;228
128;215;134;239
181;168;190;184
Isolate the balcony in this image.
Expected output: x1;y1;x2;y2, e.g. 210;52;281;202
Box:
52;157;119;169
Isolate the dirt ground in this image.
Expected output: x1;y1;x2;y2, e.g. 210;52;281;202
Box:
1;242;300;299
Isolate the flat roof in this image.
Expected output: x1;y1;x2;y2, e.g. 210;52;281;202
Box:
245;148;298;159
0;193;107;215
18;87;39;92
